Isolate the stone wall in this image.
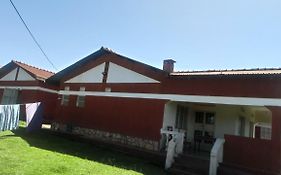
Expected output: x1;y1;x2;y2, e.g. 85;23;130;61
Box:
51;122;159;151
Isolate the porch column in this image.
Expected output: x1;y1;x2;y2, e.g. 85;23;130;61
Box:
267;106;281;173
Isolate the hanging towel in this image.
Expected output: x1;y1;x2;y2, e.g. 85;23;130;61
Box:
0;105;20;131
26;102;43;132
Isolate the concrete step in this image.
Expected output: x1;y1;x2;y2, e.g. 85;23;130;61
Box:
168;153;210;175
167;167;200;175
172;162;208;175
175;154;209;166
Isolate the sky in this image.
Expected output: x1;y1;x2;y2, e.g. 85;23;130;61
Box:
0;0;280;72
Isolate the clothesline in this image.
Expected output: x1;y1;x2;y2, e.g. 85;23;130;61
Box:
0;104;20;131
1;102;42;110
0;102;43;132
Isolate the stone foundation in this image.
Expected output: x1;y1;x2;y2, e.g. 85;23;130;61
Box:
51;122;159;151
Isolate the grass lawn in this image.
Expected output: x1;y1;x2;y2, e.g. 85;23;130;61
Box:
0;123;166;175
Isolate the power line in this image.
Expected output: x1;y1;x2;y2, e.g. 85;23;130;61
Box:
9;0;58;71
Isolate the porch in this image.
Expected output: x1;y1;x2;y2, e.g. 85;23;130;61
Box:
160;101;277;175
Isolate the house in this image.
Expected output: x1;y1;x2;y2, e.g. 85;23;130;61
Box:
46;47;281;175
0;60;58;123
2;48;281;174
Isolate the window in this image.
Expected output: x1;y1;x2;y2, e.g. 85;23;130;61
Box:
205;112;215;124
195;111;215;125
260;127;271;140
61;86;70;106
175;105;188;129
61;95;69;106
76;87;85;107
195;112;204;123
76;96;85;107
1;88;19;105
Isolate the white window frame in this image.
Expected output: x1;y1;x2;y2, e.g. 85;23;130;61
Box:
76;87;85;107
61;86;70;106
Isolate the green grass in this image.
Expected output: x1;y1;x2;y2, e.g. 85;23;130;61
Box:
0;124;166;175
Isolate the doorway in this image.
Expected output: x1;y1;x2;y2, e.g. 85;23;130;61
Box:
193;111;215;151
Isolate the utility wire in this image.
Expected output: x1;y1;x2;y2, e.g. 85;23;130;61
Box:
9;0;58;71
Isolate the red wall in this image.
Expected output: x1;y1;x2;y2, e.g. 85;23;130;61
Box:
162;77;281;98
55;96;167;141
61;77;281;99
267;107;281;172
223;135;279;173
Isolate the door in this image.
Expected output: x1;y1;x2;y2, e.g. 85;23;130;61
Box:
194;111;215;151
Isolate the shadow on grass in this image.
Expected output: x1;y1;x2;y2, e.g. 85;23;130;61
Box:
0;134;19;140
10;126;166;175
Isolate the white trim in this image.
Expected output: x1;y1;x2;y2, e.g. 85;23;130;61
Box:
59;90;281;107
0;86;57;94
0;86;280;107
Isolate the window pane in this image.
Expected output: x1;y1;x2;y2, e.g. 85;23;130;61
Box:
194;130;203;137
204;131;214;138
76;96;85;107
195;112;204;123
204;131;214;143
260;127;271;140
61;95;69;106
205;113;215;124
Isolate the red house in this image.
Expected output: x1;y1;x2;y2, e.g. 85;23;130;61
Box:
46;47;281;175
0;60;58;123
2;48;281;174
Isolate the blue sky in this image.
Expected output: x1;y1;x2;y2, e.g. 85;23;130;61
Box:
0;0;280;72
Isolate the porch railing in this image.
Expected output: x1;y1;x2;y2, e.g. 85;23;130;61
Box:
160;129;185;169
209;138;225;175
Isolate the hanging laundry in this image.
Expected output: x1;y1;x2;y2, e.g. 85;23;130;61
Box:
0;105;20;131
25;102;43;132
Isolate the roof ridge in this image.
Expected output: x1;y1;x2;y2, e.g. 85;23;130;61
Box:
99;46;165;73
101;46;115;53
12;60;55;74
174;67;281;73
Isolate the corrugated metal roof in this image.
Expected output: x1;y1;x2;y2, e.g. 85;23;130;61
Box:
171;68;281;76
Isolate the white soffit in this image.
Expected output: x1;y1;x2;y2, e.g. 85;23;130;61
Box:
107;62;160;83
0;68;17;81
59;90;281;107
17;68;35;81
65;63;105;83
